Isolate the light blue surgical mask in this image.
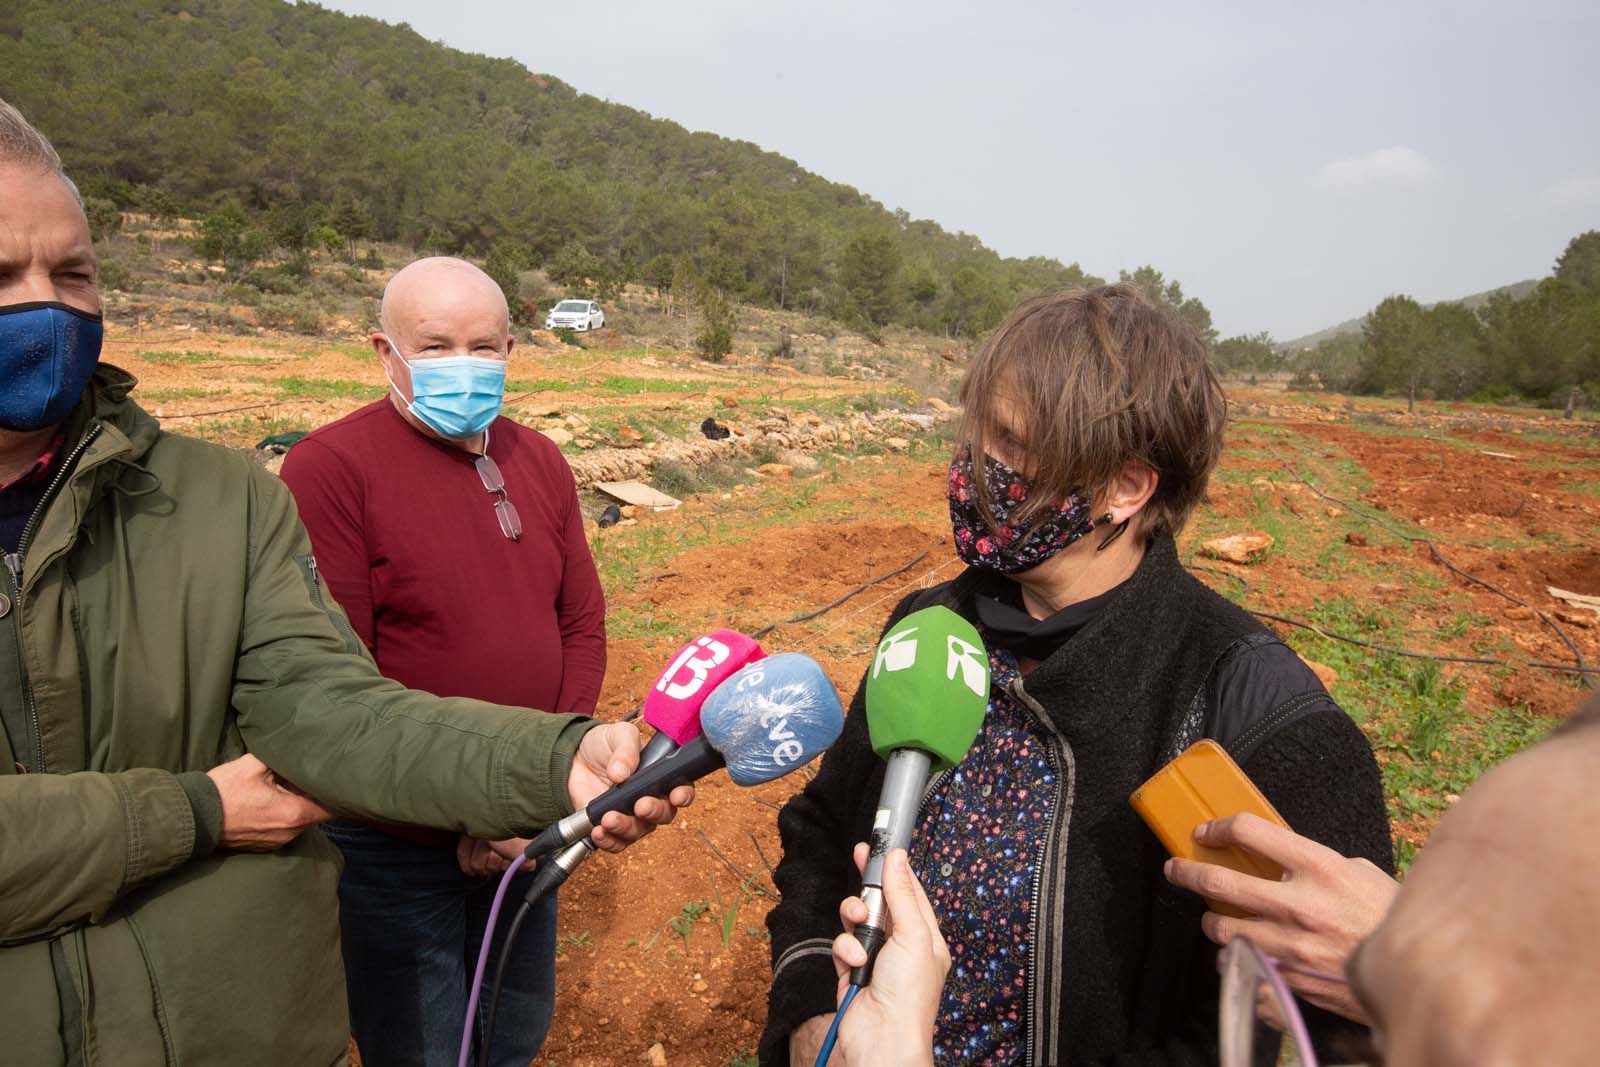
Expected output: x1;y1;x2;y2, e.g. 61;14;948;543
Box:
381;335;507;440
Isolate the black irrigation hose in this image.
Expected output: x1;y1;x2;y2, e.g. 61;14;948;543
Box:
1244;608;1598;675
1185;560;1600;677
159;399;282;420
751;551;930;641
1288;471;1589;677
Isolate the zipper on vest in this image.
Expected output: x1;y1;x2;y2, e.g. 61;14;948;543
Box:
1010;675;1073;1067
4;423;102;774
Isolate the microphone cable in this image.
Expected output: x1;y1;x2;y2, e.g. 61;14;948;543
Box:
816;916;885;1067
476;843;584;1065
813;983;859;1067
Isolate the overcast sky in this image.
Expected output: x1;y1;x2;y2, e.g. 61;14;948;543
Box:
322;0;1598;339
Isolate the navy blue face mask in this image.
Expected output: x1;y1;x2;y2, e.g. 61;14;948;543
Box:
0;301;103;431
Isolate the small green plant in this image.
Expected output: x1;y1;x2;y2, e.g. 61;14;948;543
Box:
668;900;710;951
1404;702;1456;761
552;326;584;348
651;460;702;499
556;931;593;957
97;256;138;292
711;882;740;950
1409;660;1440;698
724;1053;759;1067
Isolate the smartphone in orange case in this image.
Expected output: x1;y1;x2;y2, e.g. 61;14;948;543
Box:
1129;739;1290;918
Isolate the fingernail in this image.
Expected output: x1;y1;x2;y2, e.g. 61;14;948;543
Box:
1164;858;1174;878
1194;821;1211;839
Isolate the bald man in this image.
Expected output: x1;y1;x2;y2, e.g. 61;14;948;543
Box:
0;99;683;1067
280;257;607;1066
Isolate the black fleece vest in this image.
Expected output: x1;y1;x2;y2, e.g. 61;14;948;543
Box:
912;534;1270;1064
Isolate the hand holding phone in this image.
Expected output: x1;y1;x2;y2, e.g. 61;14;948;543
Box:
1129;740;1289;918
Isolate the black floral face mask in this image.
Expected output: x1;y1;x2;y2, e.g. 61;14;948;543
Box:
947;446;1102;574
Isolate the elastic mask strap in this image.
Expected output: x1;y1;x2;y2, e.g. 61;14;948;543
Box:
377;335;410;402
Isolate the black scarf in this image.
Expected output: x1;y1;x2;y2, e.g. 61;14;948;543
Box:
974;580;1120;661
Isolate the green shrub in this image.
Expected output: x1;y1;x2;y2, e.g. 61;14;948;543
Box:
1466;383;1521;405
552;326;584;348
97;257;138;292
695;288;736;362
241;267;306;295
257;296;324;335
85;197;123;242
650;460;701;498
750;440;783;466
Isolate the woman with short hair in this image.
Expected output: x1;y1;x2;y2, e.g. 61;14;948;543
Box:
761;283;1392;1066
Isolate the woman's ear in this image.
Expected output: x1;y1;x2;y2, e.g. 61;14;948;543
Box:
1103;462;1159;524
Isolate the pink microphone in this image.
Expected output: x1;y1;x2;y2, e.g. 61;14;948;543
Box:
640;629;767;758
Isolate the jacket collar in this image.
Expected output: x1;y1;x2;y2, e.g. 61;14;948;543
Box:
65;363;161;465
941;536;1209;745
15;365;158;589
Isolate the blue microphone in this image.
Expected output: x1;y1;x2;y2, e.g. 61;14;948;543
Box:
700;652;846;785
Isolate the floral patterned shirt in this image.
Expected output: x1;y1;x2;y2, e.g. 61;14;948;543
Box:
911;646;1057;1065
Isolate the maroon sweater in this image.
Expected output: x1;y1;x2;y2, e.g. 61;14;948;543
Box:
281;400;606;837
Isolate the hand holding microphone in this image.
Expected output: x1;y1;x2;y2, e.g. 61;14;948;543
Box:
806;607;988;1067
830;846;946;1067
849;605;988;987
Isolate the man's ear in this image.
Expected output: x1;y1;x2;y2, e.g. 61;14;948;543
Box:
374;333;411;402
1103;462;1159;524
504;333;515;359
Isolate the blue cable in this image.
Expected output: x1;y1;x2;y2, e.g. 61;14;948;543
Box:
814;984;860;1067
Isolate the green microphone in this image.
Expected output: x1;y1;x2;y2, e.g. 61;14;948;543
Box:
850;605;989;987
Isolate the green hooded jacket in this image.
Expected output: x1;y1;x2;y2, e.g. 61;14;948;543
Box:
0;366;592;1065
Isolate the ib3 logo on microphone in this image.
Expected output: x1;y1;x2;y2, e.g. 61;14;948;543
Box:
655;635;732;700
871;626;988;698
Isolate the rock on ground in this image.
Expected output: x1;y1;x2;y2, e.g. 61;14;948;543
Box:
1199;533;1274;564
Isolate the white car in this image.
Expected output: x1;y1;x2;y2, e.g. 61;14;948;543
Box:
544;299;605;332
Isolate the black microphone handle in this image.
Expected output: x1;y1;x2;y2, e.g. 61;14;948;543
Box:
524;734;726;860
639;727;680;765
536;727;685;877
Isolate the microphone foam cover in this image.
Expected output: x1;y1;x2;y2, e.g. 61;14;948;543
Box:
865;605;989;771
699;653;845;786
643;630;767;746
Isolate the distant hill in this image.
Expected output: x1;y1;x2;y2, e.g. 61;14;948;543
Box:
0;0;1123;339
1280;279;1541;350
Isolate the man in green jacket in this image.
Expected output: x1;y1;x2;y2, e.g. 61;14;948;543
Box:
0;99;688;1064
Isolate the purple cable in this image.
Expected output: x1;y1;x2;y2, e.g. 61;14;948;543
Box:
457;860;525;1067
